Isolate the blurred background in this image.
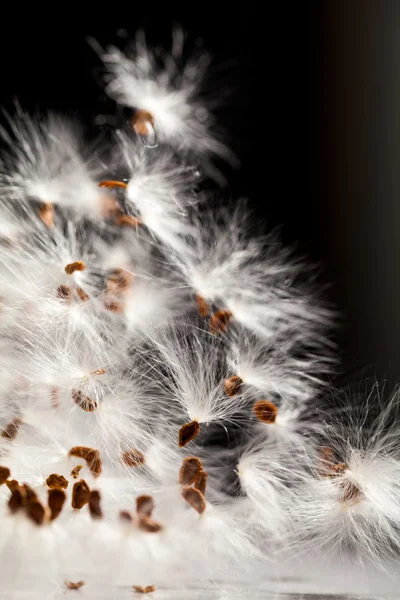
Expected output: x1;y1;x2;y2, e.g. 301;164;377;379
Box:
0;2;398;386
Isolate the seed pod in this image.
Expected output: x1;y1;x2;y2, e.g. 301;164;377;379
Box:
178;421;200;448
0;466;10;485
209;309;233;334
65;261;86;275
121;449;146;468
46;474;68;490
253;400;278;424
179;457;202;485
71;479;90;509
88;490;103;519
136;495;154;518
48;488;66;520
181;486;206;514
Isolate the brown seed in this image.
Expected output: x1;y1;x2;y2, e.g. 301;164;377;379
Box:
88;490;103;519
48;488;66;521
119;510;133;523
46;473;68;490
195;294;209;317
223;375;243;397
136;495;154;518
98;180;128;189
0;466;10;485
131;109;155;136
69;447;102;477
253;400;278;424
179;457;203;485
65;581;85;590
121;449;146;468
194;470;208;496
57;284;71;301
181;486;206;514
65;261;86;275
8;488;23;513
138;516;163;533
178;421;200;448
1;417;22;440
209;309;233;334
340;480;364;506
72;389;98;412
6;479;19;492
70;465;83;479
38;203;54;229
71;479;90;509
133;585;156;594
75;287;89;302
21;484;38;503
114;214;141;227
103;298;124;314
107;269;134;294
26;499;46;526
90;368;106;376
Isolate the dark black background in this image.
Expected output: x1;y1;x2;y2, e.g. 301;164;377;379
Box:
1;3;399;387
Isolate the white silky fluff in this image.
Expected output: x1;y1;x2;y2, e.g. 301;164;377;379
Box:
0;29;398;600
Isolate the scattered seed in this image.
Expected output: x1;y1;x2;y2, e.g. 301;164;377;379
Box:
65;581;85;590
90;368;106;376
8;488;23;513
107;269;134;294
75;287;89;302
103;298;124;314
98;180;128;189
0;466;10;485
223;375;243;397
119;510;133;523
1;417;22;440
133;585;156;594
46;474;68;490
195;294;209;317
69;447;102;477
138;516;163;533
48;488;66;520
71;479;90;509
122;449;146;468
179;457;203;485
253;400;278;424
72;389;98;412
57;284;71;301
181;486;206;514
131;109;155;136
136;495;154;518
70;465;83;479
88;490;102;519
194;470;208;496
178;421;200;448
26;499;46;525
209;309;233;334
5;479;19;491
38;203;54;229
65;261;86;275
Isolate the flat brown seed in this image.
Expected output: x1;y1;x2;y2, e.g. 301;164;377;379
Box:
0;466;10;485
88;490;103;519
133;585;156;594
1;417;22;440
46;473;68;490
223;375;243;397
119;510;133;523
65;261;86;275
107;269;134;294
57;284;71;301
69;447;102;477
138;516;163;533
48;488;66;520
103;298;124;314
114;214;141;227
21;484;37;503
98;180;128;189
181;486;206;514
70;465;83;479
72;389;98;412
194;470;208;496
39;203;54;229
253;400;278;424
26;500;46;525
71;479;90;509
75;287;89;302
65;581;85;590
131;109;155;136
122;449;146;468
8;488;23;513
6;479;19;491
179;457;203;485
195;294;209;317
90;368;106;376
209;309;233;334
136;495;154;518
178;421;200;448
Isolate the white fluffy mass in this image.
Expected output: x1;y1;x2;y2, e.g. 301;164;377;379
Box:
0;28;399;600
